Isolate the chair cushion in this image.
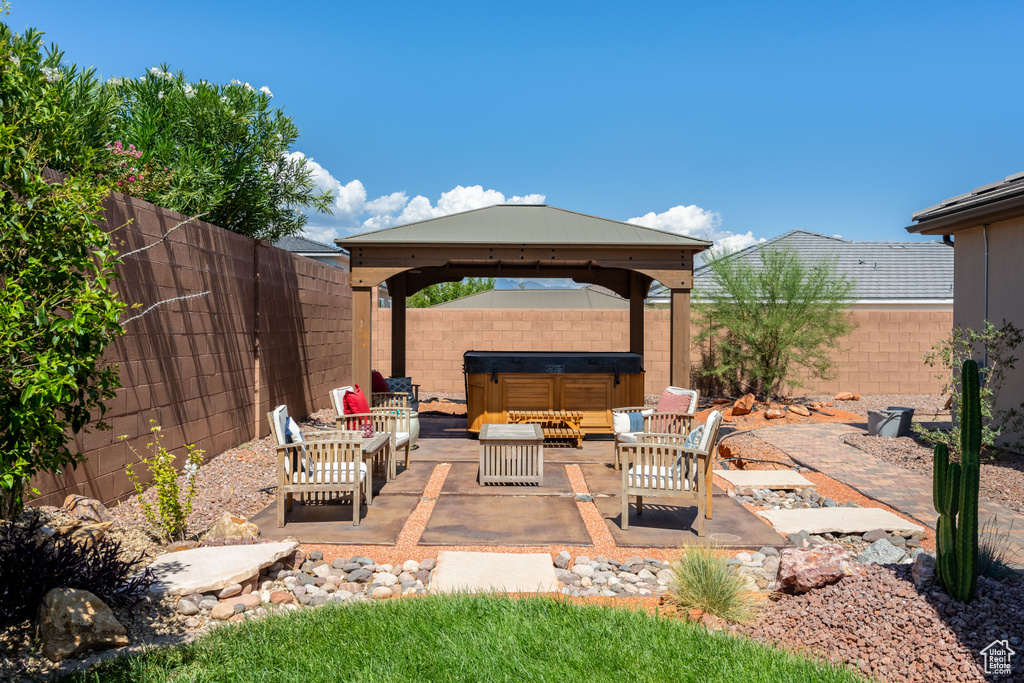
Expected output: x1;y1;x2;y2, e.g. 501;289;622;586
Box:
331;386;354;415
616;432;639;444
343;385;373;436
271;405;289;446
683;425;705;450
386;377;413;394
395;431;410;447
627;464;693;491
293;461;367;485
371;370;390;394
658;387;696;414
612;409;653;435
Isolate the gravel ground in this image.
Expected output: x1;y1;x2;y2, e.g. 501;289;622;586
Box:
843;432;1024;516
742;563;1024;683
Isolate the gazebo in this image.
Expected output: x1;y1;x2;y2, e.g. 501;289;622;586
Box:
337;204;712;396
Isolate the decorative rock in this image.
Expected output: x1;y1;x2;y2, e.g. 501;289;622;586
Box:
63;495;114;524
312;564;332;578
374;572;398;587
176;600;200;616
184;617;200;628
886;535;907;548
415;570;431;583
777;545;855;594
336;582;362;594
351;555;373;565
371;586;393;600
36;588;130;662
788;404;810;417
764;409;786;420
218;584;242;599
203;512;259;541
233;594;261;609
733;393;755;416
146;541;298;596
332;558;348;569
553;552;571;569
210;603;235;620
347;568;373;583
269;591;295;605
571;564;595;579
199;598;219;611
759;546;780;558
402;560;420;574
420;558;436;571
862;529;887;542
834;392;854;401
307;551;323;561
855;539;906;565
64;521;114;549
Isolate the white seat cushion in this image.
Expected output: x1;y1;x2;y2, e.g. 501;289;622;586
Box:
292;461;367;485
616;432;640;444
627;464;695;491
395;431;410;447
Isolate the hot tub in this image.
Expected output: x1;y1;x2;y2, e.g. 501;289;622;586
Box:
463;351;644;434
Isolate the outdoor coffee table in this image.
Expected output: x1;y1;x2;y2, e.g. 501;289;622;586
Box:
507;409;584;448
479;423;544;485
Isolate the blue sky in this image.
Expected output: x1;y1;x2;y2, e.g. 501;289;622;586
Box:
10;1;1024;250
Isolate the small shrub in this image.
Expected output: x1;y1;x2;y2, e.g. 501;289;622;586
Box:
124;422;204;543
979;517;1021;581
665;545;763;623
0;514;153;629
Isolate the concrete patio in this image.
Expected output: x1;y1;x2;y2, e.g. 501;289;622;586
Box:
251;415;789;550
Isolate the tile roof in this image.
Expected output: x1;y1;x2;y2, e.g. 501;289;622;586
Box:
273;234;343;253
338;204;713;248
911;170;1024;223
431;288;629;309
649;230;953;302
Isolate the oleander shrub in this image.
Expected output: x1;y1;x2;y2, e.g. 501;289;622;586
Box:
0;514;154;628
665;545;763;623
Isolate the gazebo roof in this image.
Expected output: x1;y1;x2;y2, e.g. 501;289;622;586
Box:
338;204;712;248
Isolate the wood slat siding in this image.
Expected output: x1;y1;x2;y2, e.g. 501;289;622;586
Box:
479;424;544;485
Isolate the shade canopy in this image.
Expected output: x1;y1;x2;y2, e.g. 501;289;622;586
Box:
336;204;711;399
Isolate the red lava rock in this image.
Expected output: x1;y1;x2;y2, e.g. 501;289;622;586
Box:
733;393;755;416
777;545;854;594
269;591;294;605
764;408;786;420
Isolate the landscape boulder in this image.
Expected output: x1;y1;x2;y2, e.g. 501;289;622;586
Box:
57;521;113;549
764;408;786;420
788;404;810;417
834;392;854;401
855;538;905;565
732;394;756;416
776;545;854;594
37;588;129;662
63;495;113;524
204;512;259;541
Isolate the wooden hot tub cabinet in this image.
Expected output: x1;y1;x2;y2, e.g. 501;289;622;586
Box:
464;351;644;435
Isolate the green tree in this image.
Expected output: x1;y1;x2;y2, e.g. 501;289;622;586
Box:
694;246;855;399
104;65;332;242
0;18;124;517
407;278;497;308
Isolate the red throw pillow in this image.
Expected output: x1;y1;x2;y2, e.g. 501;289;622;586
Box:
658;388;692;414
342;385;373;434
371;370;389;394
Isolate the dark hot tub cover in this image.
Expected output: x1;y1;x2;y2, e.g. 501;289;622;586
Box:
463;351;644;375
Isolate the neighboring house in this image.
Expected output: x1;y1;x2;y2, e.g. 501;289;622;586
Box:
907;170;1024;439
273;234;391;308
431;287;629;309
647;230;953;310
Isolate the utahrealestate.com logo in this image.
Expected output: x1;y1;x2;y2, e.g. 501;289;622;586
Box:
981;640;1016;677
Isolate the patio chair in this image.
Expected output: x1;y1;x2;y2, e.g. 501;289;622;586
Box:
268;405;370;527
612;387;699;469
620;410;722;537
384;376;419;411
331;386;411;479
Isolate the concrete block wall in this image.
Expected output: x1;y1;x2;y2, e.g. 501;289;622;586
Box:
373;307;951;397
31;193;353;507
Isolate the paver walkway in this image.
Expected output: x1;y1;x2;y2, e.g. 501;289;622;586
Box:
753;423;1024;565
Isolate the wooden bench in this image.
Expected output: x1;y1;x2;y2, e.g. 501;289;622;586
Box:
507;409;584;448
479;423;544;485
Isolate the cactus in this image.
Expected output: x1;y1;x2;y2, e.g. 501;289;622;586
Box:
932;359;981;602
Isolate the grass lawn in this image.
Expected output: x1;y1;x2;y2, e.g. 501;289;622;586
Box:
64;595;863;682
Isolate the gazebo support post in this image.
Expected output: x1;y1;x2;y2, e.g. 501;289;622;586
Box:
670;288;691;388
629;274;645;356
390;277;406;377
352;286;374;395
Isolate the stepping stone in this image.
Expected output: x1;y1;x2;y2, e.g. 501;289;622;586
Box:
145;541;298;596
430;551;559;594
714;470;814;490
757;508;924;535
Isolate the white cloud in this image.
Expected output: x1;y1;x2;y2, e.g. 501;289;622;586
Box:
627;204;763;255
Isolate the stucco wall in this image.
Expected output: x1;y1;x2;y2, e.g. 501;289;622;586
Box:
373;307;951;397
31;193;353;507
950;217;1024;437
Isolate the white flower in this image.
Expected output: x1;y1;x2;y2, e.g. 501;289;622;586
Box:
139;76;146;82
158;91;164;99
107;76;122;85
230;79;241;85
244;81;254;92
260;85;273;97
11;55;19;67
184;83;195;98
183;461;199;479
220;95;227;103
41;66;62;82
149;66;162;76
